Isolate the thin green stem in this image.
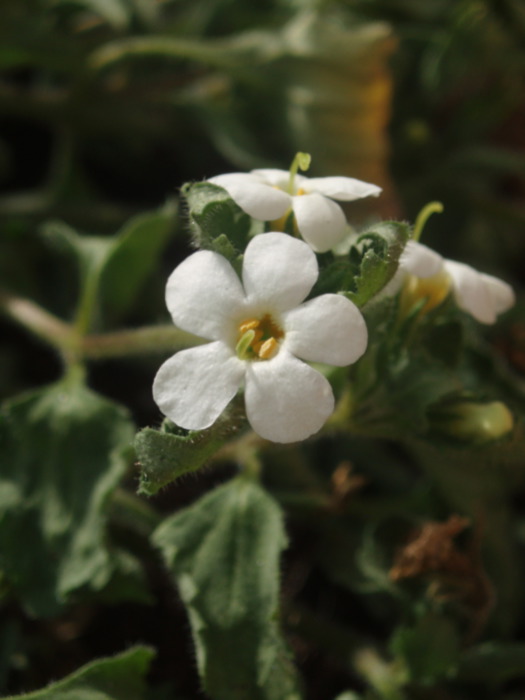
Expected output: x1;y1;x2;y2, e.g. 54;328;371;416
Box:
412;200;443;242
1;291;204;362
82;325;205;359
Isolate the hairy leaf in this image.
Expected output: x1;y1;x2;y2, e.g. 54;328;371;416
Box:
182;182;260;265
3;646;154;699
153;477;302;700
135;415;241;496
0;379;135;616
314;222;410;305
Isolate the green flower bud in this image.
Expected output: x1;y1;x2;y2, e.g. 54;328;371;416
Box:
427;399;514;446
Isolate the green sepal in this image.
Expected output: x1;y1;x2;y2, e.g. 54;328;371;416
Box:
2;646;155;699
314;222;410;306
152;477;302;700
0;379;135;617
182;181;262;265
390;613;460;684
135;414;244;496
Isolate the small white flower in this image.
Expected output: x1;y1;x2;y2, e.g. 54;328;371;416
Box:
397;240;515;324
153;232;368;443
208;168;381;253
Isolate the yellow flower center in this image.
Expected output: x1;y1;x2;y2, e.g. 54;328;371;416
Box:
236;314;284;361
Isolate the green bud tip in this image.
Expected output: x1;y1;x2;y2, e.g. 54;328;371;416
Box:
412;201;444;242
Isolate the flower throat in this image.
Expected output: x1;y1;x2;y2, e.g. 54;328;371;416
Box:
236;314;284;360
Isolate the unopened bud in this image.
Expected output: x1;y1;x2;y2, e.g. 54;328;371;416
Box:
427;399;514;445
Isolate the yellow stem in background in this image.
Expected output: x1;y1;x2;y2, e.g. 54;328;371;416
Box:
412;201;444;242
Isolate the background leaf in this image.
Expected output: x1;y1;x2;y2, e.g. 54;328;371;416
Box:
3;646;154;700
0;378;135;616
153;477;302;700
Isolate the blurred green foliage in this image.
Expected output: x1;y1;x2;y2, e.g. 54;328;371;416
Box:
1;0;524;699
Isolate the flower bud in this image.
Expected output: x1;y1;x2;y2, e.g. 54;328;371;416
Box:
427;398;514;445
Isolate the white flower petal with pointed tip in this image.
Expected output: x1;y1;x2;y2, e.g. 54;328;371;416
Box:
396;240;515;324
153;232;368;443
208;168;381;253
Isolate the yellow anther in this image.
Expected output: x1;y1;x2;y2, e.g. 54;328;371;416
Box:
238;318;260;334
257;337;279;360
236;313;283;360
296;187;306;196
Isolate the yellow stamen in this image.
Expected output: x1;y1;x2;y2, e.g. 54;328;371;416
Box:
257;337;279;359
238;318;260;334
236;313;283;360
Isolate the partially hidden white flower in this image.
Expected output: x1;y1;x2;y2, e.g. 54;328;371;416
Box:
207;168;381;254
153;232;368;443
396;240;515;324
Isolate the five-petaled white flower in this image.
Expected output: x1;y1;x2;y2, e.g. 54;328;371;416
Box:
397;240;515;324
153;232;368;443
208;168;381;253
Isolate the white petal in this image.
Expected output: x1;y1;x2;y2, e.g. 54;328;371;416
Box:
166;250;246;341
245;349;334;443
152;342;244;431
251;168;293;190
305;176;382;201
444;260;496;324
242;232;318;311
400;240;444;278
283;294;367;366
209;173;290;220
480;272;515;315
292;193;347;252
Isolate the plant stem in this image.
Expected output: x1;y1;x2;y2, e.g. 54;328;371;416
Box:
1;291;204;361
82;325;204;358
0;291;74;353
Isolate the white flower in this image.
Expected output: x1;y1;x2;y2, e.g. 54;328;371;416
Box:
153;232;368;443
397;240;515;324
207;168;381;253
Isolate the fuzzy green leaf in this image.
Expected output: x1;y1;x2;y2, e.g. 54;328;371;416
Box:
0;379;135;616
3;646;154;699
134;417;241;496
182;182;260;264
153;477;302;700
315;222;410;305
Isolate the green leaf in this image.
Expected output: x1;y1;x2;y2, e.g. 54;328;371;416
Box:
390;614;460;684
3;646;154;699
456;642;525;684
49;0;130;30
0;379;135;616
314;222;410;306
135;415;243;496
153;477;302;700
42;206;174;329
182;182;261;265
99;204;175;321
